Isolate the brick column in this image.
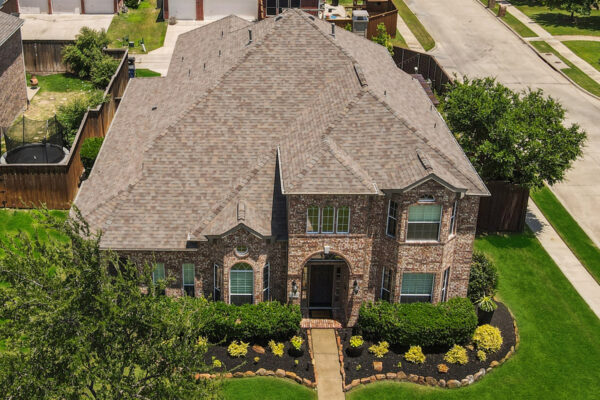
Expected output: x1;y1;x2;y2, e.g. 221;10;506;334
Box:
48;0;52;14
163;0;169;19
80;0;85;14
196;0;203;21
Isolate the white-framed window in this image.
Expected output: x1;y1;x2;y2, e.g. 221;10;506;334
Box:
235;245;249;257
230;263;253;305
380;266;393;302
262;263;270;301
214;263;222;301
407;204;442;241
307;206;320;233
441;268;450;302
449;201;458;237
336;206;350;233
152;263;166;295
386;200;398;237
321;206;335;233
182;263;195;297
400;273;434;303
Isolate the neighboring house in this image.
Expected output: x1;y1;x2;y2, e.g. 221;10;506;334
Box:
13;0;119;14
0;12;26;132
161;0;258;20
74;10;489;326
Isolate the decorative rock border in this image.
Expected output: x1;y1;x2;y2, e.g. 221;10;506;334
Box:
339;315;520;391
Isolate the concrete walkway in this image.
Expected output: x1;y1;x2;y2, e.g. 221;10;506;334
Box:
311;329;344;400
396;15;425;51
526;200;600;319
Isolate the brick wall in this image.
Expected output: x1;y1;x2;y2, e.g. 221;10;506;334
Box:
0;30;27;131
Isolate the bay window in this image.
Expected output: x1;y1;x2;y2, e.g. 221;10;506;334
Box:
230;263;254;305
407;204;442;241
400;273;434;303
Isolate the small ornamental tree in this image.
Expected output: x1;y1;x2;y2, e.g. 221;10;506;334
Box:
0;209;219;399
442;77;586;190
371;23;394;56
543;0;598;21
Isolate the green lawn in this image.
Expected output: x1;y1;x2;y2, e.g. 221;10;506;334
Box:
511;0;600;36
478;0;538;37
531;186;600;283
562;40;600;72
223;377;316;400
135;68;162;78
107;0;167;53
391;29;408;48
25;72;95;94
347;231;600;399
530;40;600;96
392;0;435;51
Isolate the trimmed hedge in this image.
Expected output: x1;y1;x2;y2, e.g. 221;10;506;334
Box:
195;300;301;344
358;298;477;347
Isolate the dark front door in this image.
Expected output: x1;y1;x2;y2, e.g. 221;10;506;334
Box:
309;265;333;308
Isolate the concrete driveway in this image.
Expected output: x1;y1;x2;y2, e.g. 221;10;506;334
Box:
20;14;114;40
406;0;600;247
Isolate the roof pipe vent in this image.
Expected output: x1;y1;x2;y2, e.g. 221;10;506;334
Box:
248;29;253;44
275;15;283;21
331;23;335;38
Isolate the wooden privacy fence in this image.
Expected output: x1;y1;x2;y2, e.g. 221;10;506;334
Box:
22;40;73;74
0;49;130;209
477;181;530;233
392;47;453;96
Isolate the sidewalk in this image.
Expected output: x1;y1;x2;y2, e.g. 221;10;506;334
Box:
311;329;344;400
396;15;424;51
526;200;600;319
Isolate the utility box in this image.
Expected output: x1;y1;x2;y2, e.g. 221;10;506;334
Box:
352;10;369;37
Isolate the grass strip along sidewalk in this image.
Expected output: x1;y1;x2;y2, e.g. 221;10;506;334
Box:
478;0;538;38
531;186;600;283
392;0;435;50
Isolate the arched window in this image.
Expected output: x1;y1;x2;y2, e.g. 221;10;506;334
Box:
230;263;253;305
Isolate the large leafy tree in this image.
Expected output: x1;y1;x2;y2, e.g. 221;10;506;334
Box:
442;77;586;189
543;0;598;20
0;209;219;399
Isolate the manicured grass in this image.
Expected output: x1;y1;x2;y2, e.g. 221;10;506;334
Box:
562;40;600;72
135;68;162;77
223;377;316;400
107;0;167;53
25;72;95;94
478;0;538;37
347;231;600;399
392;0;435;51
530;40;600;96
391;29;408;48
511;0;600;37
531;185;600;283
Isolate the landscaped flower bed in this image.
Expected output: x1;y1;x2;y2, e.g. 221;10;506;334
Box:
340;301;516;388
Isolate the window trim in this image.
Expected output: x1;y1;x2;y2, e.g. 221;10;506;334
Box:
321;206;335;234
229;264;254;305
213;263;222;301
400;273;435;303
182;263;195;297
306;206;320;234
386;200;398;238
336;206;350;234
441;268;450;302
262;263;270;301
406;204;442;243
449;201;458;237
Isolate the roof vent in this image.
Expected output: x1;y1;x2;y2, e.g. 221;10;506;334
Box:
275;15;283;21
417;149;432;171
219;49;221;57
353;64;367;87
237;200;246;221
248;29;253;44
309;15;315;21
331;23;335;38
151;106;157;111
203;62;206;70
221;30;224;38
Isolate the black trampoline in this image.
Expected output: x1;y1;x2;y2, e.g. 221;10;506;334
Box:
1;143;69;164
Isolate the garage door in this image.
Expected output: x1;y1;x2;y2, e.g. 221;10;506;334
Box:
19;0;49;13
204;0;257;21
169;0;196;20
84;0;114;14
52;0;81;13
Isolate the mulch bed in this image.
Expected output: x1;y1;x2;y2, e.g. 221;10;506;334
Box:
203;330;315;382
341;302;516;384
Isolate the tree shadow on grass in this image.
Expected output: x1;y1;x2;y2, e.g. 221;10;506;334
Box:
531;12;600;32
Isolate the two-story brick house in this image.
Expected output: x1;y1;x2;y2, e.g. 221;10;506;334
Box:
74;10;489;326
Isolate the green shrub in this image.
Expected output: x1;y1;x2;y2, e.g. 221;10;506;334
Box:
62;27;109;80
124;0;140;8
371;23;394;56
468;251;498;302
404;345;425;364
80;137;104;172
368;341;389;358
290;335;303;351
57;91;106;144
473;324;503;353
268;340;284;357
227;340;248;358
349;335;364;348
195;300;301;343
90;55;119;88
476;295;498;312
357;298;477;347
444;345;468;365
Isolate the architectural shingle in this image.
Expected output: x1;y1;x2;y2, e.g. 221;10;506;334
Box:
0;11;22;46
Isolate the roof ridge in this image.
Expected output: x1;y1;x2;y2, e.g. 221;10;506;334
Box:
323;135;379;194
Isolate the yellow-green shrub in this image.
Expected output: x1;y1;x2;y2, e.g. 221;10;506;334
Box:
444;344;468;365
368;341;389;358
404;345;426;364
227;340;249;358
196;336;209;353
350;335;364;348
268;340;284;357
477;350;487;361
212;357;222;368
290;335;304;351
473;324;503;353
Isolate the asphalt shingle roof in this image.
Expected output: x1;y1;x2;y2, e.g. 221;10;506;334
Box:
0;12;23;46
75;10;488;250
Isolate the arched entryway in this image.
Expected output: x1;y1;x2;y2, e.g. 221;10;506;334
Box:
300;252;350;324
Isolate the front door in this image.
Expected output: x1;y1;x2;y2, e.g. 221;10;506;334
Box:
309;265;333;308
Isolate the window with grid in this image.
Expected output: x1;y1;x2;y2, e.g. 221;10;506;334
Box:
152;263;165;295
336;206;350;233
182;263;195;297
400;273;434;303
407;204;442;241
214;263;222;301
441;268;450;302
449;201;458;237
321;206;335;233
386;200;398;237
230;264;253;305
380;266;393;302
262;263;270;301
307;206;320;233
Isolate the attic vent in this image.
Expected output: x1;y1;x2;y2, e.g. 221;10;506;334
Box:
248;29;253;44
237;200;246;221
331;23;335;38
417;149;432;171
308;15;315;21
353;64;367;87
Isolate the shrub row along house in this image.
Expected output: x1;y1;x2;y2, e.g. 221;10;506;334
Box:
74;10;489;326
